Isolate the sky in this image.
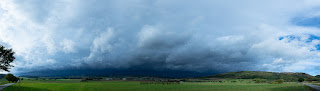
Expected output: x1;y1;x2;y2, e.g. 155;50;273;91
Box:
1;0;320;77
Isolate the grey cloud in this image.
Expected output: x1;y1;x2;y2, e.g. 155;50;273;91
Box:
0;0;320;76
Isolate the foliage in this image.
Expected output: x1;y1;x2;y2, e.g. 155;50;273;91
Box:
277;79;284;84
307;77;313;82
0;45;15;72
253;78;266;83
5;73;18;82
13;77;19;82
210;71;319;82
5;74;14;82
298;78;304;82
270;82;279;84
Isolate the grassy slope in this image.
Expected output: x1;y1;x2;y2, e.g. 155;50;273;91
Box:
0;79;9;85
3;80;311;91
208;71;318;82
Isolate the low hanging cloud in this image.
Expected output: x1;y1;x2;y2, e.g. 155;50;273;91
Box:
0;0;320;76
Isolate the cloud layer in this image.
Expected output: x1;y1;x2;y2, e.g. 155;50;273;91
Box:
1;0;320;76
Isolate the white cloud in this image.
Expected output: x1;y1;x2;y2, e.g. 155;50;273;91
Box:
0;0;320;75
91;28;114;53
60;39;76;53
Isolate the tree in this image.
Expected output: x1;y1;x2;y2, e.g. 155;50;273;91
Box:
5;73;15;82
307;77;313;83
298;78;304;83
277;79;284;84
13;77;19;82
0;45;15;72
5;73;19;82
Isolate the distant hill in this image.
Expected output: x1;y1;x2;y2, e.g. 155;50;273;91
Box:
205;71;319;82
17;69;217;78
0;74;5;78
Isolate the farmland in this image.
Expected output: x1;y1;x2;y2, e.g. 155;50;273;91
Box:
2;79;312;91
1;71;318;91
0;79;8;85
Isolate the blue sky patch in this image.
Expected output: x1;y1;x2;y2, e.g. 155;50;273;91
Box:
278;35;301;41
307;35;320;43
316;44;320;50
279;34;320;50
292;16;320;28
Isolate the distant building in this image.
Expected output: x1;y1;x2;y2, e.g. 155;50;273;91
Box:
105;78;113;80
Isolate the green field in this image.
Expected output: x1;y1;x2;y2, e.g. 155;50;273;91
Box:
2;79;313;91
0;79;8;85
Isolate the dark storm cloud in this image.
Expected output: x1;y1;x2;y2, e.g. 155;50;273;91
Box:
1;0;320;76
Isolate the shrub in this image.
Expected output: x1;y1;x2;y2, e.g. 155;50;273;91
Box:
5;74;14;82
254;78;266;83
307;77;313;83
270;82;278;84
277;79;284;84
298;78;304;83
5;73;18;82
13;77;19;82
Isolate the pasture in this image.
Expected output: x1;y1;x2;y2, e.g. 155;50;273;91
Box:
0;79;8;85
2;79;312;91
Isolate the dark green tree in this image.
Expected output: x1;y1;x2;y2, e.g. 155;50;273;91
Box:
298;78;304;83
307;77;313;82
5;73;19;82
13;77;19;82
277;79;284;84
5;73;14;82
0;45;15;72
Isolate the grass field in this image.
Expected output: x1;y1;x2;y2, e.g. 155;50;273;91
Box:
2;79;313;91
0;79;8;85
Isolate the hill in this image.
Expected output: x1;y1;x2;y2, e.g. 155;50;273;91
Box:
17;69;216;78
0;74;5;78
205;71;319;82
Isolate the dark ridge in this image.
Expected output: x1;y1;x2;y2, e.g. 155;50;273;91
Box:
204;71;319;81
17;69;219;78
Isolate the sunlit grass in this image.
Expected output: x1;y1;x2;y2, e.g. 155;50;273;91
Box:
2;80;312;91
0;79;8;85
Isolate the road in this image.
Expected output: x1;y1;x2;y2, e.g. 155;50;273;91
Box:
305;84;320;91
0;83;14;91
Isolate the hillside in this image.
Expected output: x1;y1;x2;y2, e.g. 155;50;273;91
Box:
205;71;319;82
0;74;5;78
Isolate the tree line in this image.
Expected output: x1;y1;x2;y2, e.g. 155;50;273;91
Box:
207;71;320;82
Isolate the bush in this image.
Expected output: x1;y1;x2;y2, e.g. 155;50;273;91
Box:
277;79;284;84
5;74;14;82
307;77;313;82
298;78;304;83
254;78;266;83
13;77;19;82
270;82;278;84
5;73;18;82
